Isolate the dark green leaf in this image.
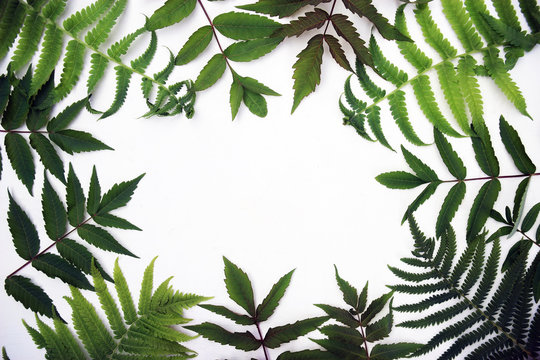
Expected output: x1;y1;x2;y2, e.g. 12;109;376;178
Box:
324;34;352;72
49;130;112;154
318;324;364;346
366;309;392;342
434;129;466;180
243;88;267;117
257;269;294;322
193;54;227;91
334;266;358;309
5;133;35;193
225;37;282;62
511;177;530;236
331;14;372;67
501;240;532;272
186;323;261;351
230;80;243;120
93;213;141;231
2;78;30;131
315;304;359;328
357;282;368;313
237;0;331;18
146;0;197;31
223;257;255;316
471;122;500;177
86;166;101;215
77;224;137;257
522;202;540;232
29;133;65;184
41;174;66;240
402;182;440;224
370;343;422;360
5;276;57;318
467;179;501;242
278;349;337;360
199;304;254;325
376;171;426;189
8;192;40;260
235;75;280;96
486;226;512;243
97;173;144;214
264;316;329;348
436;182;466;238
32;253;93;290
0;74;10;115
66;164;86;226
311;337;366;357
213;12;282;40
499;116;535;174
46;97;88;132
401;146;439;182
291;34;324;113
175;25;213;65
490;209;508;224
278;8;328;38
56;239;113;282
361;291;393;326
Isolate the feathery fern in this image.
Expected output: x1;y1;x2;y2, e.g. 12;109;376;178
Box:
186;257;328;358
279;267;421;360
388;217;539;359
340;0;539;149
23;258;209;359
0;0;195;119
5;165;144;318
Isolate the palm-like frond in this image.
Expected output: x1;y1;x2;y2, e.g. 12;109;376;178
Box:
24;259;209;359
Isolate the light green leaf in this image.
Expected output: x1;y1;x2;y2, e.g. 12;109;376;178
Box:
112;258;137;324
213;11;282;40
146;0;197;31
225;37;282;62
138;256;156;316
243;88;267;117
194;54;227;91
175;26;213;65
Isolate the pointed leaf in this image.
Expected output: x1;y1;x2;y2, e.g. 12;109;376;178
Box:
5;276;56;318
361;291;393;326
436;182;466;238
138;257;156;316
434;129;466;180
223;257;255;316
186;323;261;351
200;304;255;325
97;173;144;214
291;34;324;113
264;316;329;348
522;202;540;232
370;343;422;360
230;80;243;120
334;266;358;309
42;174;67;240
257;269;294;322
402;182;440;224
50;130;112;155
93;213;141;231
213;12;282;40
315;304;359;328
194;54;227;91
279;8;328;37
467;179;501;242
175;25;213;65
499;116;535;174
77;224;137;257
401;146;439;182
331;14;372;67
324;34;352;72
146;0;196;30
30;134;65;184
66;164;85;226
5;133;35;194
8;192;40;260
225;37;282;62
32;253;92;290
56;239;112;282
376;171;426;189
113;259;137;324
366;308;392;342
237;0;331;18
243;88;268;117
235;75;280;96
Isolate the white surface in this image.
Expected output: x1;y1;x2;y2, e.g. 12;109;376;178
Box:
1;1;539;359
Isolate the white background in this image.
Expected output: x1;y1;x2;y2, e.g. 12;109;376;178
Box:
1;1;539;359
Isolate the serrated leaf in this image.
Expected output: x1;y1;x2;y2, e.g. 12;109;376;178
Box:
510;177;530;237
243;88;267;117
66;164;85;226
257;269;294;322
436;182;466;238
146;0;197;30
5;276;56;318
225;37;282;62
402;182;440;224
175;25;213;65
366;308;392;342
318;324;364;346
213;12;282;40
376;171;426;189
100;66;132;119
0;74;11;115
56;239;112;282
194;54;227;91
291;34;324;113
49;130;112;155
331;14;372;67
200;304;254;325
93;213;141;231
434;129;466;180
357;282;368;313
315;304;359;328
235;74;279;96
264;316;329;348
32;253;92;290
223;257;255;316
324;34;352;72
87;166;101;215
77;224;136;257
230;80;243;120
334;266;358;309
30;133;65;184
501;240;532;273
5;133;34;193
97;173;144;214
186;323;261;351
279;8;328;38
361;291;393;326
237;0;330;18
401;146;438;182
467;179;501;242
499;116;535;174
277;349;338;360
8;192;40;260
370;342;422;360
470;121;499;177
41;174;66;240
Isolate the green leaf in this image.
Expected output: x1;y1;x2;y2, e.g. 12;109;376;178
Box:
55;40;85;101
291;34;324;113
93;213;141;231
237;0;330;18
0;74;11;115
434;129;466;180
436;182;466;238
213;12;282;40
66;164;86;226
366;308;392;342
388;90;427;146
84;0;126;49
200;304;254;325
50;130;112;155
97;173;144;214
100;66;132;119
56;239;113;282
370;343;422;360
5;276;56;318
318;324;364;346
41;174;67;240
243;88;267;117
376;171;426;189
509;177;530;237
499;116;535;174
223;257;256;316
230;80;243;120
324;35;352;72
31;133;65;184
112;259;137;324
194;54;227;91
225;37;282;62
146;0;197;31
2;70;30;131
77;224;137;257
278;349;338;360
361;291;393;326
414;4;457;59
5;133;35;193
441;0;483;52
278;8;328;38
256;269;294;322
501;240;532;273
8;192;40;260
331;14;372;67
357;282;368;313
334;266;358;309
0;0;26;59
10;10;45;72
401;146;439;182
470;121;499;177
522;202;540;232
186;323;261;351
235;74;278;96
402;182;440;224
86;166;101;215
315;304;358;328
367;105;393;151
32;253;92;290
369;35;407;86
467;179;501;242
264;316;329;348
137;256;156;316
63;0;114;36
47;97;87;131
175;26;213;65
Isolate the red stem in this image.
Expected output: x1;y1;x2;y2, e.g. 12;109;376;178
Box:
197;0;233;70
357;314;370;359
323;0;338;35
1;129;49;134
256;322;270;360
441;173;540;183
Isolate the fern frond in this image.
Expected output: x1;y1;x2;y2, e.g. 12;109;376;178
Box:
131;31;157;73
388;91;427;146
10;10;45;71
414;4;457;59
85;0;127;49
31;24;63;95
107;27;145;61
87;53;108;93
100;66;132;119
55;40;85;100
464;0;502;45
41;0;67;21
493;0;522;30
366;105;393;151
355;60;385;101
394;5;432;72
63;0;114;36
441;0;483;52
369;36;407;87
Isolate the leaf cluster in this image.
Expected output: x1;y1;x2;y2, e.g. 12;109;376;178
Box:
280;267;421;360
186;257;328;358
388;218;539;359
5;165;144;319
340;0;539;149
23;258;210;359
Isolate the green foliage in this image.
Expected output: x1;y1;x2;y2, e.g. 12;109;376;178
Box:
340;1;537;147
377;117;537;242
389;218;539;359
0;0;196;119
279;267;421;360
4;166;143;318
24;258;209;359
187;257;327;357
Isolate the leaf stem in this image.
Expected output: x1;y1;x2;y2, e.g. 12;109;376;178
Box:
197;0;233;71
356;314;370;359
6;216;94;279
323;0;338;36
0;129;49;134
255;321;270;360
441;172;540;183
